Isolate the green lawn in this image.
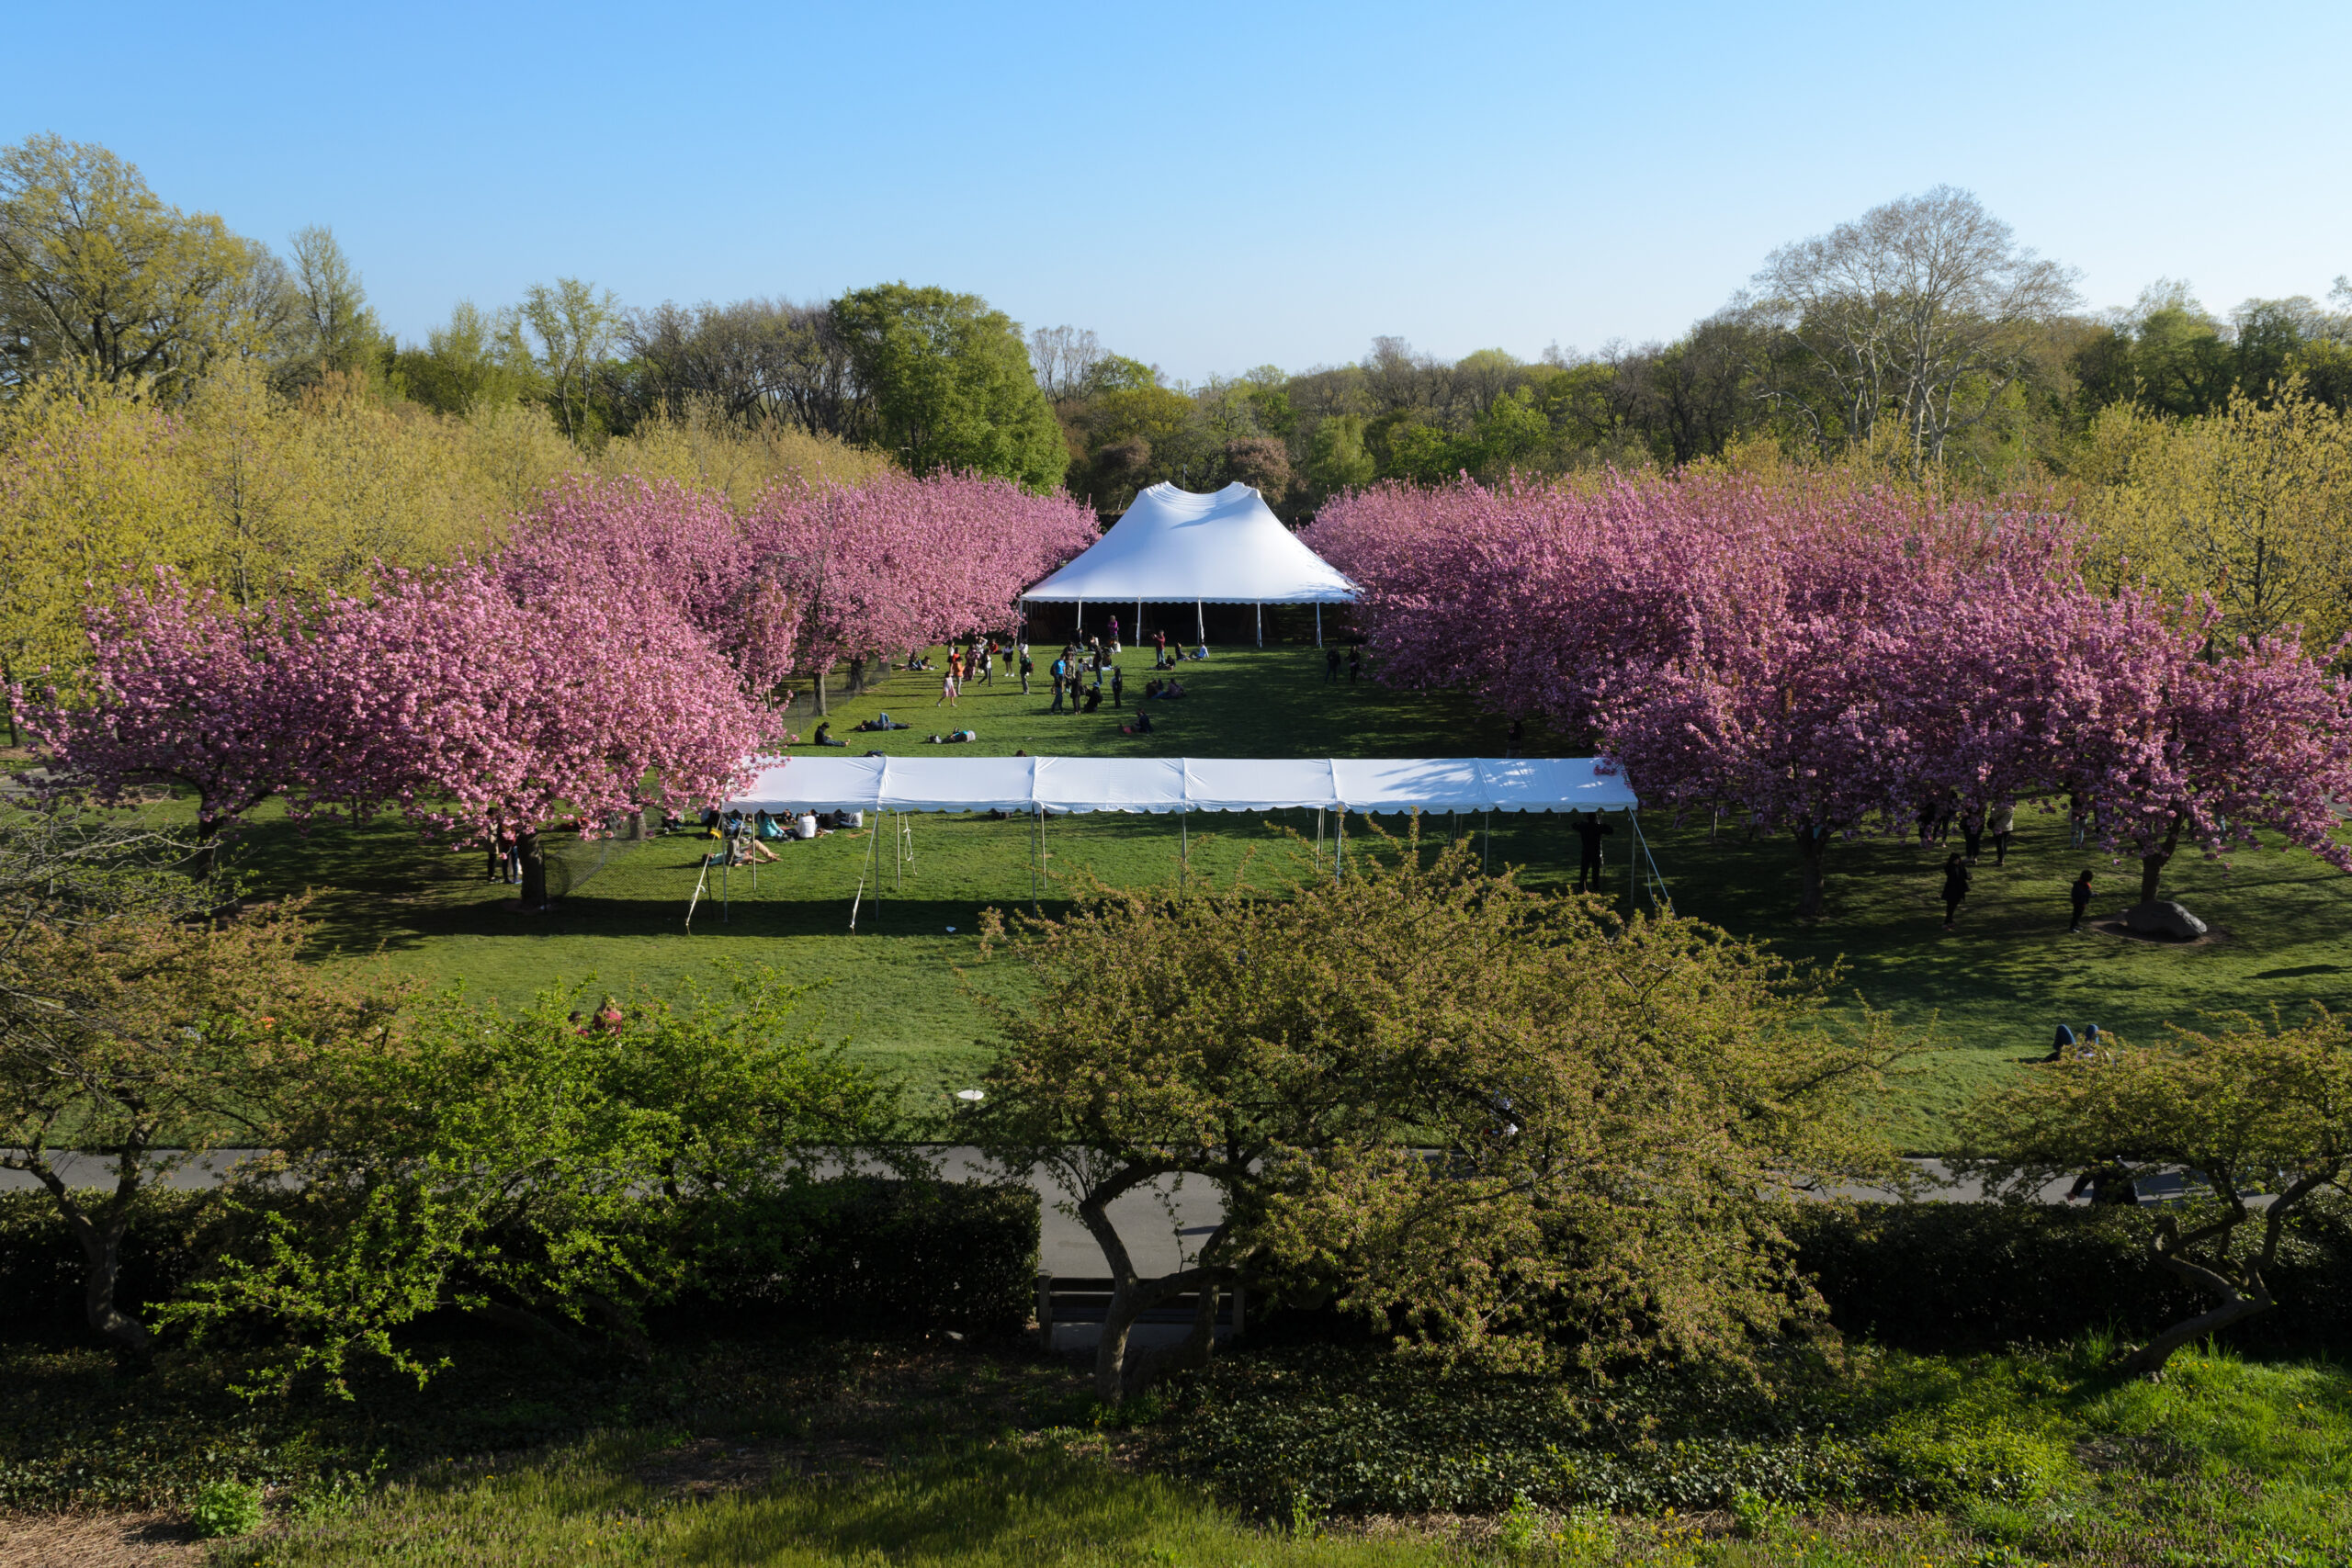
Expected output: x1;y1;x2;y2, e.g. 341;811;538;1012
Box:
219;643;2352;1147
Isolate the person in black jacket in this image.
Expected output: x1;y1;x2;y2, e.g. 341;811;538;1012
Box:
1572;810;1615;893
2068;869;2094;932
1940;852;1972;931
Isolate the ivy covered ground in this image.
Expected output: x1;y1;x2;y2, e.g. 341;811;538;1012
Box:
211;643;2352;1148
6;1330;2348;1566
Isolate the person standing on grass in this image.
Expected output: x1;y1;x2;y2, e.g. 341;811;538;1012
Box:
935;668;959;707
1020;645;1034;694
2069;868;2094;932
1960;803;1985;862
1571;810;1613;893
1326;646;1342;682
1108;613;1121;649
1988;800;2015;865
1111;664;1124;707
1940;852;1971;931
1347;648;1363;682
1507;717;1525;758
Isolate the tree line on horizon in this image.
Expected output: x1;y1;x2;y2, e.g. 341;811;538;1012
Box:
5;131;2351;681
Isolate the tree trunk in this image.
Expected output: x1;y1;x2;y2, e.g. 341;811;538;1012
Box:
187;816;221;883
47;1182;151;1355
2140;815;2183;905
518;829;548;909
1094;1281;1146;1402
815;664;830;717
2118;1251;2273;1377
848;655;865;696
1793;823;1828;919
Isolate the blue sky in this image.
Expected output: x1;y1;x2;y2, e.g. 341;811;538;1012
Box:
12;0;2348;383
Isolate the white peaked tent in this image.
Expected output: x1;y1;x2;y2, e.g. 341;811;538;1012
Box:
1022;481;1357;646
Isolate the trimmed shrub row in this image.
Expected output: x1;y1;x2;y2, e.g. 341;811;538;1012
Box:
0;1178;1040;1343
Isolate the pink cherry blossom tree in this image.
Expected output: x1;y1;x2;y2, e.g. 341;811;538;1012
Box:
298;561;767;908
746;471;1094;713
14;571;335;879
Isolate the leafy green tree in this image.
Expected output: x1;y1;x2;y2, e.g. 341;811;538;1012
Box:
1963;1010;2352;1376
393;300;537;415
1300;412;1375;503
0;839;401;1355
831;282;1066;489
520;277;619;441
0;134;271;398
174;968;902;1393
281;224;390;388
973;836;1912;1401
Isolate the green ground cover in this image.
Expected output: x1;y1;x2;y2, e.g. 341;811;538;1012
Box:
218;643;2352;1148
8;1329;2345;1565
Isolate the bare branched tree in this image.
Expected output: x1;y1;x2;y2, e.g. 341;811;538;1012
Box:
1027;324;1102;403
1743;186;2078;471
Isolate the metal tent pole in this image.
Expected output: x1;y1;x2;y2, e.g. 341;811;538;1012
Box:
1314;807;1323;873
1195;600;1204;647
1315;604;1322;648
1255;603;1261;647
1180;807;1188;889
1336;809;1344;879
1136;598;1142;647
1483;810;1491;874
1077;599;1084;636
849;809;884;931
1030;807;1039;913
685;853;713;931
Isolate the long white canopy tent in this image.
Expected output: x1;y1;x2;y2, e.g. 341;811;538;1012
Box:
706;755;1667;930
1020;481;1359;647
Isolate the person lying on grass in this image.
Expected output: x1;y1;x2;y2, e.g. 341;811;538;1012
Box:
924;729;977;743
853;714;911;732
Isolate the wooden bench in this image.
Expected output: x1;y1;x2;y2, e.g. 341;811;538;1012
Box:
1035;1272;1243;1350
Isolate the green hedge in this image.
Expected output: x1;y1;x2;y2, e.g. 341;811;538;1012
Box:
0;1189;222;1337
0;1178;1039;1344
1787;1197;2352;1353
677;1178;1040;1337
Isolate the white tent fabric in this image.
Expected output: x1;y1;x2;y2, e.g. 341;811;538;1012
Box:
1022;482;1358;604
724;756;1637;816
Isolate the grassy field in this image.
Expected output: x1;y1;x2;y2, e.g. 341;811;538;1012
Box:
215;641;2352;1148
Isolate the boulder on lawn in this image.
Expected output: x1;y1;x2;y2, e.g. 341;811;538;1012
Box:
2124;900;2208;940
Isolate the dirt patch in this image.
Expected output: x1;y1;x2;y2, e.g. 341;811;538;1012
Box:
0;1511;203;1568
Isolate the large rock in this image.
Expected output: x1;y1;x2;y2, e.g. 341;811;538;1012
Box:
2125;900;2209;940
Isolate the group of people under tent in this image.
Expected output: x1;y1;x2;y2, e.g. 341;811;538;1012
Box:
686;806;872;865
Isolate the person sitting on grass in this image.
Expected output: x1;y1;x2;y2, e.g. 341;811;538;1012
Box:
1163;678;1185;698
1082;683;1102;713
755;810;788;840
1190;643;1209;660
1120;709;1155;736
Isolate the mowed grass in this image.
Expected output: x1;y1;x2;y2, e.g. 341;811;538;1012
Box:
216;642;2352;1146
